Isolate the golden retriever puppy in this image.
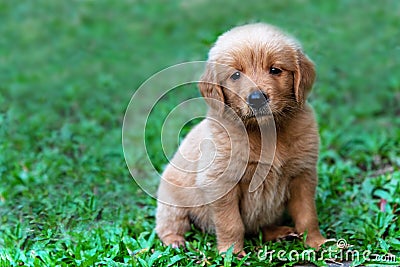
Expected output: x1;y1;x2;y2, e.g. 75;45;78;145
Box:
156;23;326;255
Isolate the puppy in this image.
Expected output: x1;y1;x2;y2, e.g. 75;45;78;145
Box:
156;23;326;255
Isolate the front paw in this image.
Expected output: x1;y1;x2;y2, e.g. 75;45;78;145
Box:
218;242;245;256
162;234;186;248
305;232;328;250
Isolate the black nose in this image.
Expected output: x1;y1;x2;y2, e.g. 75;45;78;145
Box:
247;91;269;109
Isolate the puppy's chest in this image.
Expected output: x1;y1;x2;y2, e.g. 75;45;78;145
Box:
240;147;284;184
237;145;289;232
238;164;289;232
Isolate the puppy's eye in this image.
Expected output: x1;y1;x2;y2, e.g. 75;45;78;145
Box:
230;71;241;81
269;67;282;75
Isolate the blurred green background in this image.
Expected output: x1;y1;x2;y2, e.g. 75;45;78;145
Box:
0;0;399;265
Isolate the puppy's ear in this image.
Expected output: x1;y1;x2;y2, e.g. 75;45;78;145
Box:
294;50;316;106
199;63;225;113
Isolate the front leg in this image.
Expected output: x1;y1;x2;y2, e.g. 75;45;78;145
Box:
288;169;326;249
210;186;245;255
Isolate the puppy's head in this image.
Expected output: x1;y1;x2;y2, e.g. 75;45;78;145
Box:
199;23;315;123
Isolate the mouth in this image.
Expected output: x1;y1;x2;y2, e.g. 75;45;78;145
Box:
245;106;272;119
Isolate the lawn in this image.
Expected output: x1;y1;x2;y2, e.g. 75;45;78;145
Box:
0;0;399;266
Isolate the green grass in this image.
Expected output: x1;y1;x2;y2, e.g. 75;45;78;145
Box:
1;0;399;266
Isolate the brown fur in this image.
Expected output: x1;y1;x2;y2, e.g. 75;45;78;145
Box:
156;23;326;255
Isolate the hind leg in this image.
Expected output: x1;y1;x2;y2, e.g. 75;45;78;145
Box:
262;225;297;241
156;202;190;248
